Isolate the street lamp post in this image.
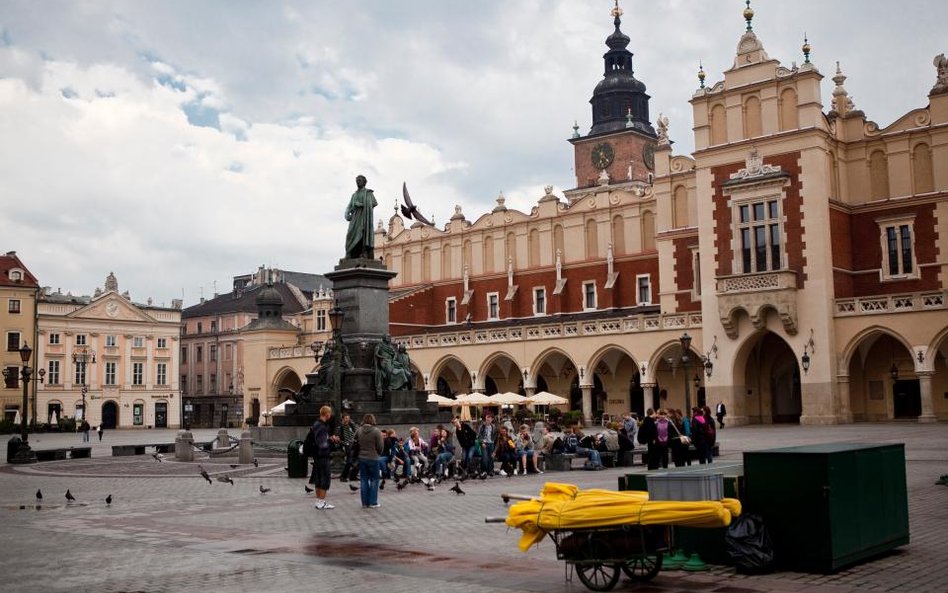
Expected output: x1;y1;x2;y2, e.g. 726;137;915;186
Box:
72;347;96;422
679;333;693;414
11;343;37;464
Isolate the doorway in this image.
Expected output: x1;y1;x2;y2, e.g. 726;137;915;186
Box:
101;401;118;429
892;380;921;419
155;402;168;428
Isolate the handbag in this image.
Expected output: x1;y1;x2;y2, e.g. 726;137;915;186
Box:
678;435;692;446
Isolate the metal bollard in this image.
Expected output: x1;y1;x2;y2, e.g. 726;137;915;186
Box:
175;430;194;462
238;431;253;465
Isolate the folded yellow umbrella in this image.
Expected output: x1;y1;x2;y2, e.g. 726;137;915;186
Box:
505;482;741;551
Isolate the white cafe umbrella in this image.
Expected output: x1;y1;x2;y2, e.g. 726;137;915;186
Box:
525;391;569;405
457;392;494;405
50;410;59;425
490;392;528;406
13;410;21;426
426;394;457;408
269;401;291;415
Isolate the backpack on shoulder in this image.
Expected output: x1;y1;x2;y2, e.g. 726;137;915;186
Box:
703;419;716;446
656;419;670;445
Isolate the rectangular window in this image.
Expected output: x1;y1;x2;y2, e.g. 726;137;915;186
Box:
636;275;652;305
47;360;60;385
692;249;702;298
583;282;597;310
132;362;143;385
4;366;19;388
76;334;87;346
157;337;167;349
316;309;327;331
196;346;203;363
446;298;457;324
49;332;61;345
6;332;21;352
196;375;203;394
180;346;188;364
74;363;86;386
210;373;217;393
736;198;782;273
225;373;233;393
487;292;500;320
133;403;144;426
880;220;916;279
181;375;188;395
210;345;217;362
210;320;218;332
133;336;144;348
157;363;167;386
106;335;117;347
533;287;546;316
197;322;203;334
225;344;232;360
8;299;20;314
104;362;117;385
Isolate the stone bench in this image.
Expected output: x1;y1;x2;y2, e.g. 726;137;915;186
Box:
111;443;177;457
544;453;577;471
34;447;91;461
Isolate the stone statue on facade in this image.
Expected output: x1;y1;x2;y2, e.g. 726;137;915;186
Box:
374;335;397;396
932;53;948;95
345;175;378;259
656;112;670;145
390;344;415;391
315;339;351;392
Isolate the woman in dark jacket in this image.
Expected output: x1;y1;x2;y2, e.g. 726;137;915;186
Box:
356;414;385;508
638;409;657;469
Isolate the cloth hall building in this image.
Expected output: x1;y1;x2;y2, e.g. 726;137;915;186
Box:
378;5;947;425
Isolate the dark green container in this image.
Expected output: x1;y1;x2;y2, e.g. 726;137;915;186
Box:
287;439;309;479
743;443;909;573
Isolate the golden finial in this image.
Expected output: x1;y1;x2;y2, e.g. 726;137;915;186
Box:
698;61;706;88
743;0;754;31
802;34;811;64
611;0;623;19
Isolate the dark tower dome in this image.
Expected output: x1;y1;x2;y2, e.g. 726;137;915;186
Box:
589;6;655;136
255;284;284;319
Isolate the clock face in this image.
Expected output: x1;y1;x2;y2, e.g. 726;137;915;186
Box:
591;142;615;170
643;143;655;171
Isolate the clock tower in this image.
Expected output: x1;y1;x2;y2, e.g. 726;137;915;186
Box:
570;2;656;189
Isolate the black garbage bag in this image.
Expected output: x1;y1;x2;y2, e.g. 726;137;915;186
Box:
725;513;775;574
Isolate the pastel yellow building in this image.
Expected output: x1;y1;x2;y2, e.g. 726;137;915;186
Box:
1;251;40;423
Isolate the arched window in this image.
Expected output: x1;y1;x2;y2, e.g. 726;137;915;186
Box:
421;247;431;282
384;253;392;271
528;228;540;268
553;225;565;261
483;236;495;273
673;185;689;228
585;218;599;259
869;149;889;199
401;250;413;284
779;88;798;131
641;211;656;251
913;143;934;194
744;95;762;138
710;104;727;145
611;215;626;255
463;239;473;272
441;244;453;279
506;232;516;269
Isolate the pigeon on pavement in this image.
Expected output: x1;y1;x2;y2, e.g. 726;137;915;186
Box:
230;464;239;469
253;458;259;467
217;475;235;485
304;485;314;494
65;489;76;502
348;483;359;492
199;467;212;484
105;494;112;505
35;489;42;500
152;452;163;462
259;485;271;494
450;482;466;496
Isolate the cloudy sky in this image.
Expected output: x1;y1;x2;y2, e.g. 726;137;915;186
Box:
1;1;944;307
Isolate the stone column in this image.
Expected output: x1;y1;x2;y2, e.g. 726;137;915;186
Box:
581;385;593;426
238;430;254;464
217;428;229;448
643;385;656;412
836;375;853;423
175;430;194;462
917;371;937;423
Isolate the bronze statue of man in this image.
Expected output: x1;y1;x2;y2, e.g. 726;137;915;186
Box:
344;175;378;260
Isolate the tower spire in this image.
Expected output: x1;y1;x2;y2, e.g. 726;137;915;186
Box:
743;0;754;32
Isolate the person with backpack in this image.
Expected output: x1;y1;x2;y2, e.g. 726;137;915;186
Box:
638;409;657;469
690;406;714;465
650;409;678;470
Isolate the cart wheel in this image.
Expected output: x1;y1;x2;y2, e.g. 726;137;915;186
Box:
576;560;621;592
622;552;663;582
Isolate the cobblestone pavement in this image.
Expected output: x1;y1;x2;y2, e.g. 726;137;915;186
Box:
0;423;945;593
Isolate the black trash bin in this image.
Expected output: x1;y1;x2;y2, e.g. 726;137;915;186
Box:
287;439;309;478
7;436;22;463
